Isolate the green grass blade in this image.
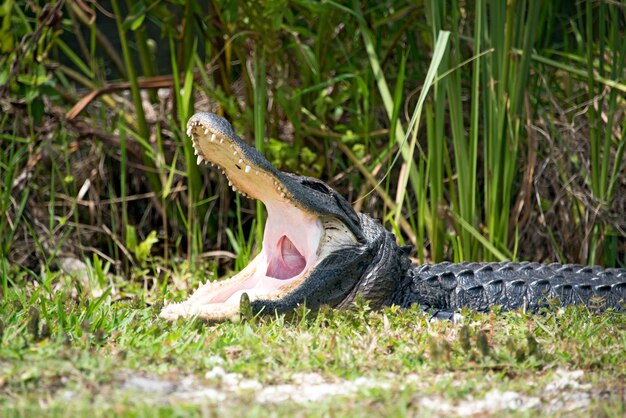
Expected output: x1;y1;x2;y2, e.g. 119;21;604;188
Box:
393;31;450;225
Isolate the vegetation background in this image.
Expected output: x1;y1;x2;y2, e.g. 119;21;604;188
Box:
1;0;625;278
0;0;625;415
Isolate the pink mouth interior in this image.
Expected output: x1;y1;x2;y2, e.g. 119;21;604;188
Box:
188;199;322;306
267;235;307;279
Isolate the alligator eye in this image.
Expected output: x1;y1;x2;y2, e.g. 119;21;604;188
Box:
301;179;332;194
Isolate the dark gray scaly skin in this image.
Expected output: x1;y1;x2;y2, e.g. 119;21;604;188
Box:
161;113;625;321
396;261;626;313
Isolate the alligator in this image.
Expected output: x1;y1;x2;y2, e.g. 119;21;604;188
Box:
160;112;626;321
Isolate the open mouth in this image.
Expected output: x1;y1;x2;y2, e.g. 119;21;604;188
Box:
160;113;329;320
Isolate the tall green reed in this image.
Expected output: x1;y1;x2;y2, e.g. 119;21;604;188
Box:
419;0;542;261
581;0;626;263
3;0;624;271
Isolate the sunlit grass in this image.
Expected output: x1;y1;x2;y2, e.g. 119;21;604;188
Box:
1;268;625;416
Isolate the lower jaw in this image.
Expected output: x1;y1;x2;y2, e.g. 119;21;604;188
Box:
190;250;313;304
220;274;303;305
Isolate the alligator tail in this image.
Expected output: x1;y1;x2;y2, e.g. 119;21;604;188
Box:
392;262;626;313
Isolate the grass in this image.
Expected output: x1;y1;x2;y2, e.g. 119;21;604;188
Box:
1;267;625;416
1;0;625;415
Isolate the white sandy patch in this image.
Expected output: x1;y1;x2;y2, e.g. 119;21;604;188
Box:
418;368;592;416
118;366;600;413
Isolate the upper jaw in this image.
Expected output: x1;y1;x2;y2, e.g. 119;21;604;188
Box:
188;112;365;242
187;112;292;205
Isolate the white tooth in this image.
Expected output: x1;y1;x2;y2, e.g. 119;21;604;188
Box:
204;128;209;135
186;127;192;136
228;181;232;186
238;159;243;164
245;165;251;173
232;186;237;192
193;148;198;155
210;133;216;142
281;192;286;198
219;138;224;144
197;156;203;165
255;170;259;175
210;162;214;167
233;151;237;155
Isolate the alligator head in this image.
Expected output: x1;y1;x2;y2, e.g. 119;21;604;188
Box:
160;113;410;321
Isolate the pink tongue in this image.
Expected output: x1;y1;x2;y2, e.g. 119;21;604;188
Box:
266;236;306;280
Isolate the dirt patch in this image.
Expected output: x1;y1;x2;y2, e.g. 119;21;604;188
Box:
113;367;618;415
